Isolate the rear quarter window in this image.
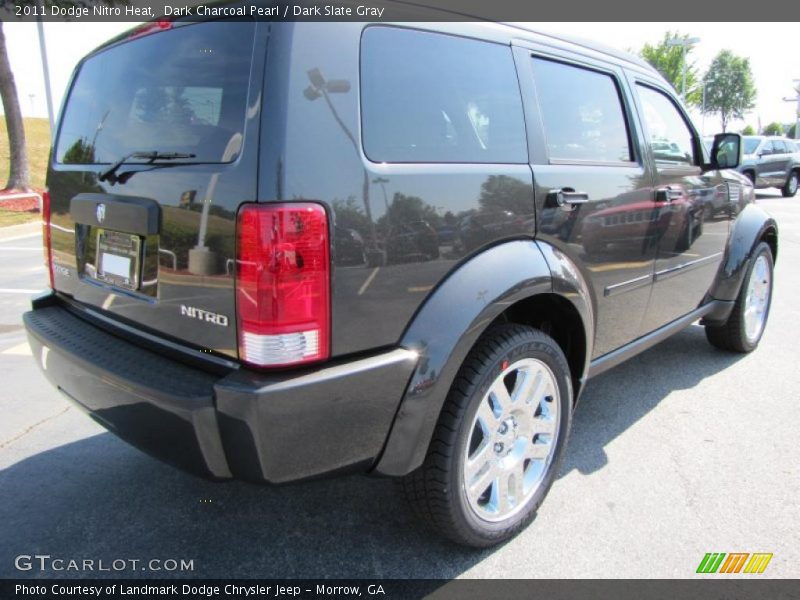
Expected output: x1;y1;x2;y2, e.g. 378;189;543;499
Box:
360;27;528;164
56;20;255;165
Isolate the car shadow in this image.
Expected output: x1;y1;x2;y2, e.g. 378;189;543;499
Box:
0;325;743;579
562;324;744;477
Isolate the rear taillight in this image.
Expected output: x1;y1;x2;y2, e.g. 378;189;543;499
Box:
235;203;330;368
42;191;54;289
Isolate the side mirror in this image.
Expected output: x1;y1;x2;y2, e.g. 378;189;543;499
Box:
709;132;742;170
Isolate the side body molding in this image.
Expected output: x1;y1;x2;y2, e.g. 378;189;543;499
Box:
708;203;778;304
372;240;593;477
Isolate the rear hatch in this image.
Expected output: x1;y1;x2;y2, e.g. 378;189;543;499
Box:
47;19;265;358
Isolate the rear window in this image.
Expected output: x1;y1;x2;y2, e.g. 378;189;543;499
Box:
56;21;255;165
360;27;527;164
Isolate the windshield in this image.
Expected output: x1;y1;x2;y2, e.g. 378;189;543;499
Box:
743;137;761;155
56;21;255;165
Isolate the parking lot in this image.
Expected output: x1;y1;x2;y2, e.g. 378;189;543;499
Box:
0;192;798;579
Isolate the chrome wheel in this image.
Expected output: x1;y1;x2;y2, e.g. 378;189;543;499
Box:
463;358;560;522
743;254;771;343
789;174;798;196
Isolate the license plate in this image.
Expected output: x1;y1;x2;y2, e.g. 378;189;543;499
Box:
95;229;142;290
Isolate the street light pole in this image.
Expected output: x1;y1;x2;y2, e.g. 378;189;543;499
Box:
35;17;55;132
372;177;390;214
783;80;800;140
667;36;700;103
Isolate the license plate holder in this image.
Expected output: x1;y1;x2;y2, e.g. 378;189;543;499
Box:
94;229;142;290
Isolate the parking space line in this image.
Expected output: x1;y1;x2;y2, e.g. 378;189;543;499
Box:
0;233;41;243
357;267;380;296
0;288;45;294
2;342;31;356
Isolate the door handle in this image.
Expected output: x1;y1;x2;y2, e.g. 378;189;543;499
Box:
550;188;590;211
656;186;683;202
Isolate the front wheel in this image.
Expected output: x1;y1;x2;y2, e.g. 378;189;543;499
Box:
706;242;773;353
782;171;798;197
400;324;572;547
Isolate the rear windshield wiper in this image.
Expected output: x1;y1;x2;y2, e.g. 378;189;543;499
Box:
98;151;196;185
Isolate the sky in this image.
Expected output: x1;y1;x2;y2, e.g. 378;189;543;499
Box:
2;21;799;135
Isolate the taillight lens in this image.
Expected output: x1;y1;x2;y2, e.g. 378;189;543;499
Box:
236;203;330;368
42;191;54;289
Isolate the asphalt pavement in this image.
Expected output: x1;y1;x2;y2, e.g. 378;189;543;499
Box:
0;193;798;579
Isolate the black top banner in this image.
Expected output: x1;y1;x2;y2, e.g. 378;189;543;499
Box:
0;0;793;22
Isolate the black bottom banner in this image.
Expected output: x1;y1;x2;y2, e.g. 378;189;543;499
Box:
2;579;799;600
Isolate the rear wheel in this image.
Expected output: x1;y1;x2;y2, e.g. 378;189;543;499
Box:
782;171;798;197
706;242;773;353
400;324;572;547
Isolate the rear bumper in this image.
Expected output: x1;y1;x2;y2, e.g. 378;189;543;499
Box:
23;297;418;483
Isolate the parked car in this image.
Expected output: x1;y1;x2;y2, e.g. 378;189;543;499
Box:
385;220;440;263
738;135;800;196
25;14;777;548
333;226;366;266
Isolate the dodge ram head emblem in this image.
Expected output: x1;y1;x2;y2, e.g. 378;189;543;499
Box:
96;203;106;224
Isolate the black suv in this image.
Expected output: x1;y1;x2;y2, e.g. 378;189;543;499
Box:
25;15;778;548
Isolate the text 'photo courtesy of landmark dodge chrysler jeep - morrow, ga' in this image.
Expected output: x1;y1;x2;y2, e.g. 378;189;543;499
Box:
24;12;778;547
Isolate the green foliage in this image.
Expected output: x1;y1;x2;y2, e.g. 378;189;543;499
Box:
702;50;757;133
762;122;783;136
378;193;441;232
61;137;95;164
740;125;756;136
785;123;796;139
478;175;534;215
332;196;372;240
640;32;702;106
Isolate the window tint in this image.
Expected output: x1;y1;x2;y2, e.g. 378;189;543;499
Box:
57;21;255;164
636;85;697;168
773;140;788;153
360;27;527;163
761;141;775;155
532;58;632;163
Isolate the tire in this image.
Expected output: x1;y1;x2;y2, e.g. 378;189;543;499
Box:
782;170;799;197
706;242;774;353
400;323;573;547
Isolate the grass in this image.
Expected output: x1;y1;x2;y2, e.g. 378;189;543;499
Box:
0;209;39;227
0;117;51;190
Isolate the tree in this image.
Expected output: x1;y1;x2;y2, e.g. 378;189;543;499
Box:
702;50;756;133
640;32;702;106
788;123;797;139
741;125;756;135
0;1;123;191
762;122;783;136
0;21;30;190
479;175;534;215
332;196;372;240
377;193;441;233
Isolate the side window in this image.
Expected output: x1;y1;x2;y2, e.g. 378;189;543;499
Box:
636;84;697;168
774;140;788;154
531;58;632;163
360;27;527;163
761;141;774;155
